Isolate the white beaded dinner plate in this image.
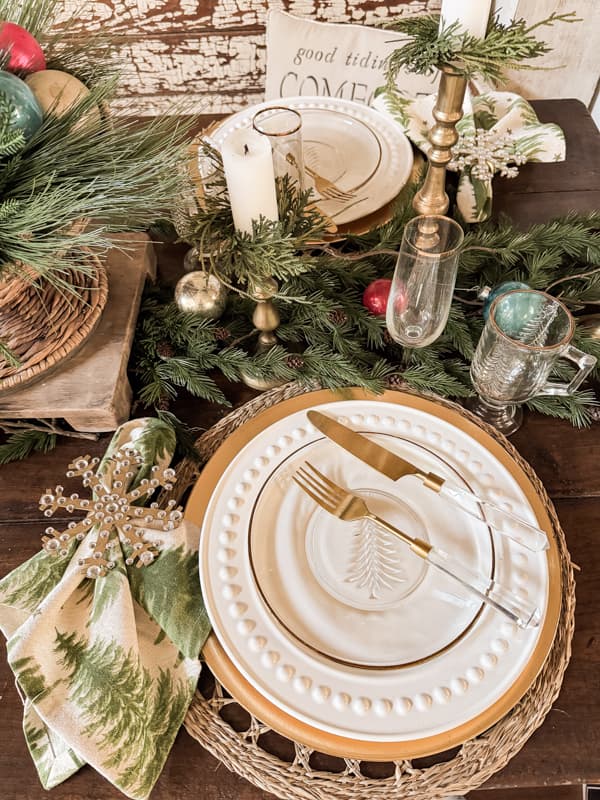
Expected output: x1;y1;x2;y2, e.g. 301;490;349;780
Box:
249;436;493;669
206;96;414;225
190;390;560;749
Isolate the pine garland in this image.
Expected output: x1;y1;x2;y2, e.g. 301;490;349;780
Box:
384;11;579;85
128;166;600;431
4;163;598;463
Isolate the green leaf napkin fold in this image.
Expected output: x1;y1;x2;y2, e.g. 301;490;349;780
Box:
373;88;566;222
0;418;211;798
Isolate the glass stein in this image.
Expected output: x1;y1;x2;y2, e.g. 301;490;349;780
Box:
469;289;596;435
386;215;464;348
252;106;305;192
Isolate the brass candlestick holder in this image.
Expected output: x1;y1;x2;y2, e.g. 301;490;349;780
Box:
240;277;288;391
413;65;468;216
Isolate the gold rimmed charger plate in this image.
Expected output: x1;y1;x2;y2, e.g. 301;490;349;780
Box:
331;151;425;238
188;131;423;242
187;388;561;760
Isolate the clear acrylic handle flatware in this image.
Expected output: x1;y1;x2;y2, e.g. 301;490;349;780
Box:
372;515;542;630
293;461;542;630
425;545;542;629
436;481;549;552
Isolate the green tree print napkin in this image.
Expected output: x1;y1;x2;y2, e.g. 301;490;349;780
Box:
0;418;211;798
373;88;566;222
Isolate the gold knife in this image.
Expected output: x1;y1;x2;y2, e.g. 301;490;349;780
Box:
307;409;549;552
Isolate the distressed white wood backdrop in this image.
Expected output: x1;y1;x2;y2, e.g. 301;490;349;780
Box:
55;0;598;117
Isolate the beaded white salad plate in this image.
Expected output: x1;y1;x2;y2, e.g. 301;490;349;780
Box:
207;96;414;225
195;396;553;742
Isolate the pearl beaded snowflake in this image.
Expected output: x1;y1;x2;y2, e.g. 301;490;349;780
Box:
40;448;183;579
449;129;527;181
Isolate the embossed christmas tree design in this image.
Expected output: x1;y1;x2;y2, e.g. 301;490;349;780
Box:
39;448;183;579
345;520;406;600
516;302;559;347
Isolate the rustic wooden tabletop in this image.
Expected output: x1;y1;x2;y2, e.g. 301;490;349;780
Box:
0;99;598;800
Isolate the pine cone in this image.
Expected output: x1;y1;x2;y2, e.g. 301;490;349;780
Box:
156;341;175;359
328;309;348;326
156;395;171;411
383;330;394;346
214;327;231;342
588;406;600;423
387;373;405;390
286;354;305;370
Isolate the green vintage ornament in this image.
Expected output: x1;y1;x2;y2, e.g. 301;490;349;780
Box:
490;290;548;339
479;281;530;322
0;70;43;141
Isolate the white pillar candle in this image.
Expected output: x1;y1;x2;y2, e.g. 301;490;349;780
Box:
221;127;279;235
440;0;492;38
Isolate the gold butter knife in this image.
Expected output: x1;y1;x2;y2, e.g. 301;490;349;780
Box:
307;410;549;552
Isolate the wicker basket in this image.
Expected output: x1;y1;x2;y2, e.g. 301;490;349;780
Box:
0;251;108;394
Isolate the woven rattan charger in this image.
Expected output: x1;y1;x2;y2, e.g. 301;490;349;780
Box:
171;382;574;800
0;250;108;393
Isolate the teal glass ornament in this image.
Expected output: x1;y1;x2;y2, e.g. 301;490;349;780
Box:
0;70;43;141
491;288;548;339
481;281;530;322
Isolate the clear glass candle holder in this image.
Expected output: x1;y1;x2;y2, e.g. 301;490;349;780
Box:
252;106;305;192
468;289;597;435
386;215;464;348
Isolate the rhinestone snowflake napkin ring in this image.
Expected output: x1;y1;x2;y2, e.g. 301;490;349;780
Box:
40;448;183;579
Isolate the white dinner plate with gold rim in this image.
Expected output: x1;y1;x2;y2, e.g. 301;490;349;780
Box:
249;435;493;669
206;96;414;225
190;390;560;748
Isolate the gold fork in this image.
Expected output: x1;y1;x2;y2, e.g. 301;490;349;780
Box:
286;153;355;202
293;462;541;629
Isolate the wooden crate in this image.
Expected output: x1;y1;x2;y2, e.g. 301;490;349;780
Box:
0;233;155;432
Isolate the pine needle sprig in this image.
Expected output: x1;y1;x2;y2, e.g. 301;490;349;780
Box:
459;213;600;285
443;304;475;359
0;103;195;286
185;147;327;291
0;0;196;290
384;11;579;85
401;362;473;398
0;339;20;368
526;391;598;428
0;0;55;41
2;0;118;85
0;429;57;465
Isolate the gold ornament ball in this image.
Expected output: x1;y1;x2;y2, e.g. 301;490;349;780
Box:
174;270;227;319
25;69;101;128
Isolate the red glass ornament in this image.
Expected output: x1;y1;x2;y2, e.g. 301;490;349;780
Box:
0;22;46;74
362;278;392;317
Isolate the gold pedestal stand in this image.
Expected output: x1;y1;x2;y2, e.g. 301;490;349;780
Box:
413;65;468;217
240;278;288;391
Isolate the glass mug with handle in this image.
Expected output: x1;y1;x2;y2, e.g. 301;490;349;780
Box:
469;289;596;435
